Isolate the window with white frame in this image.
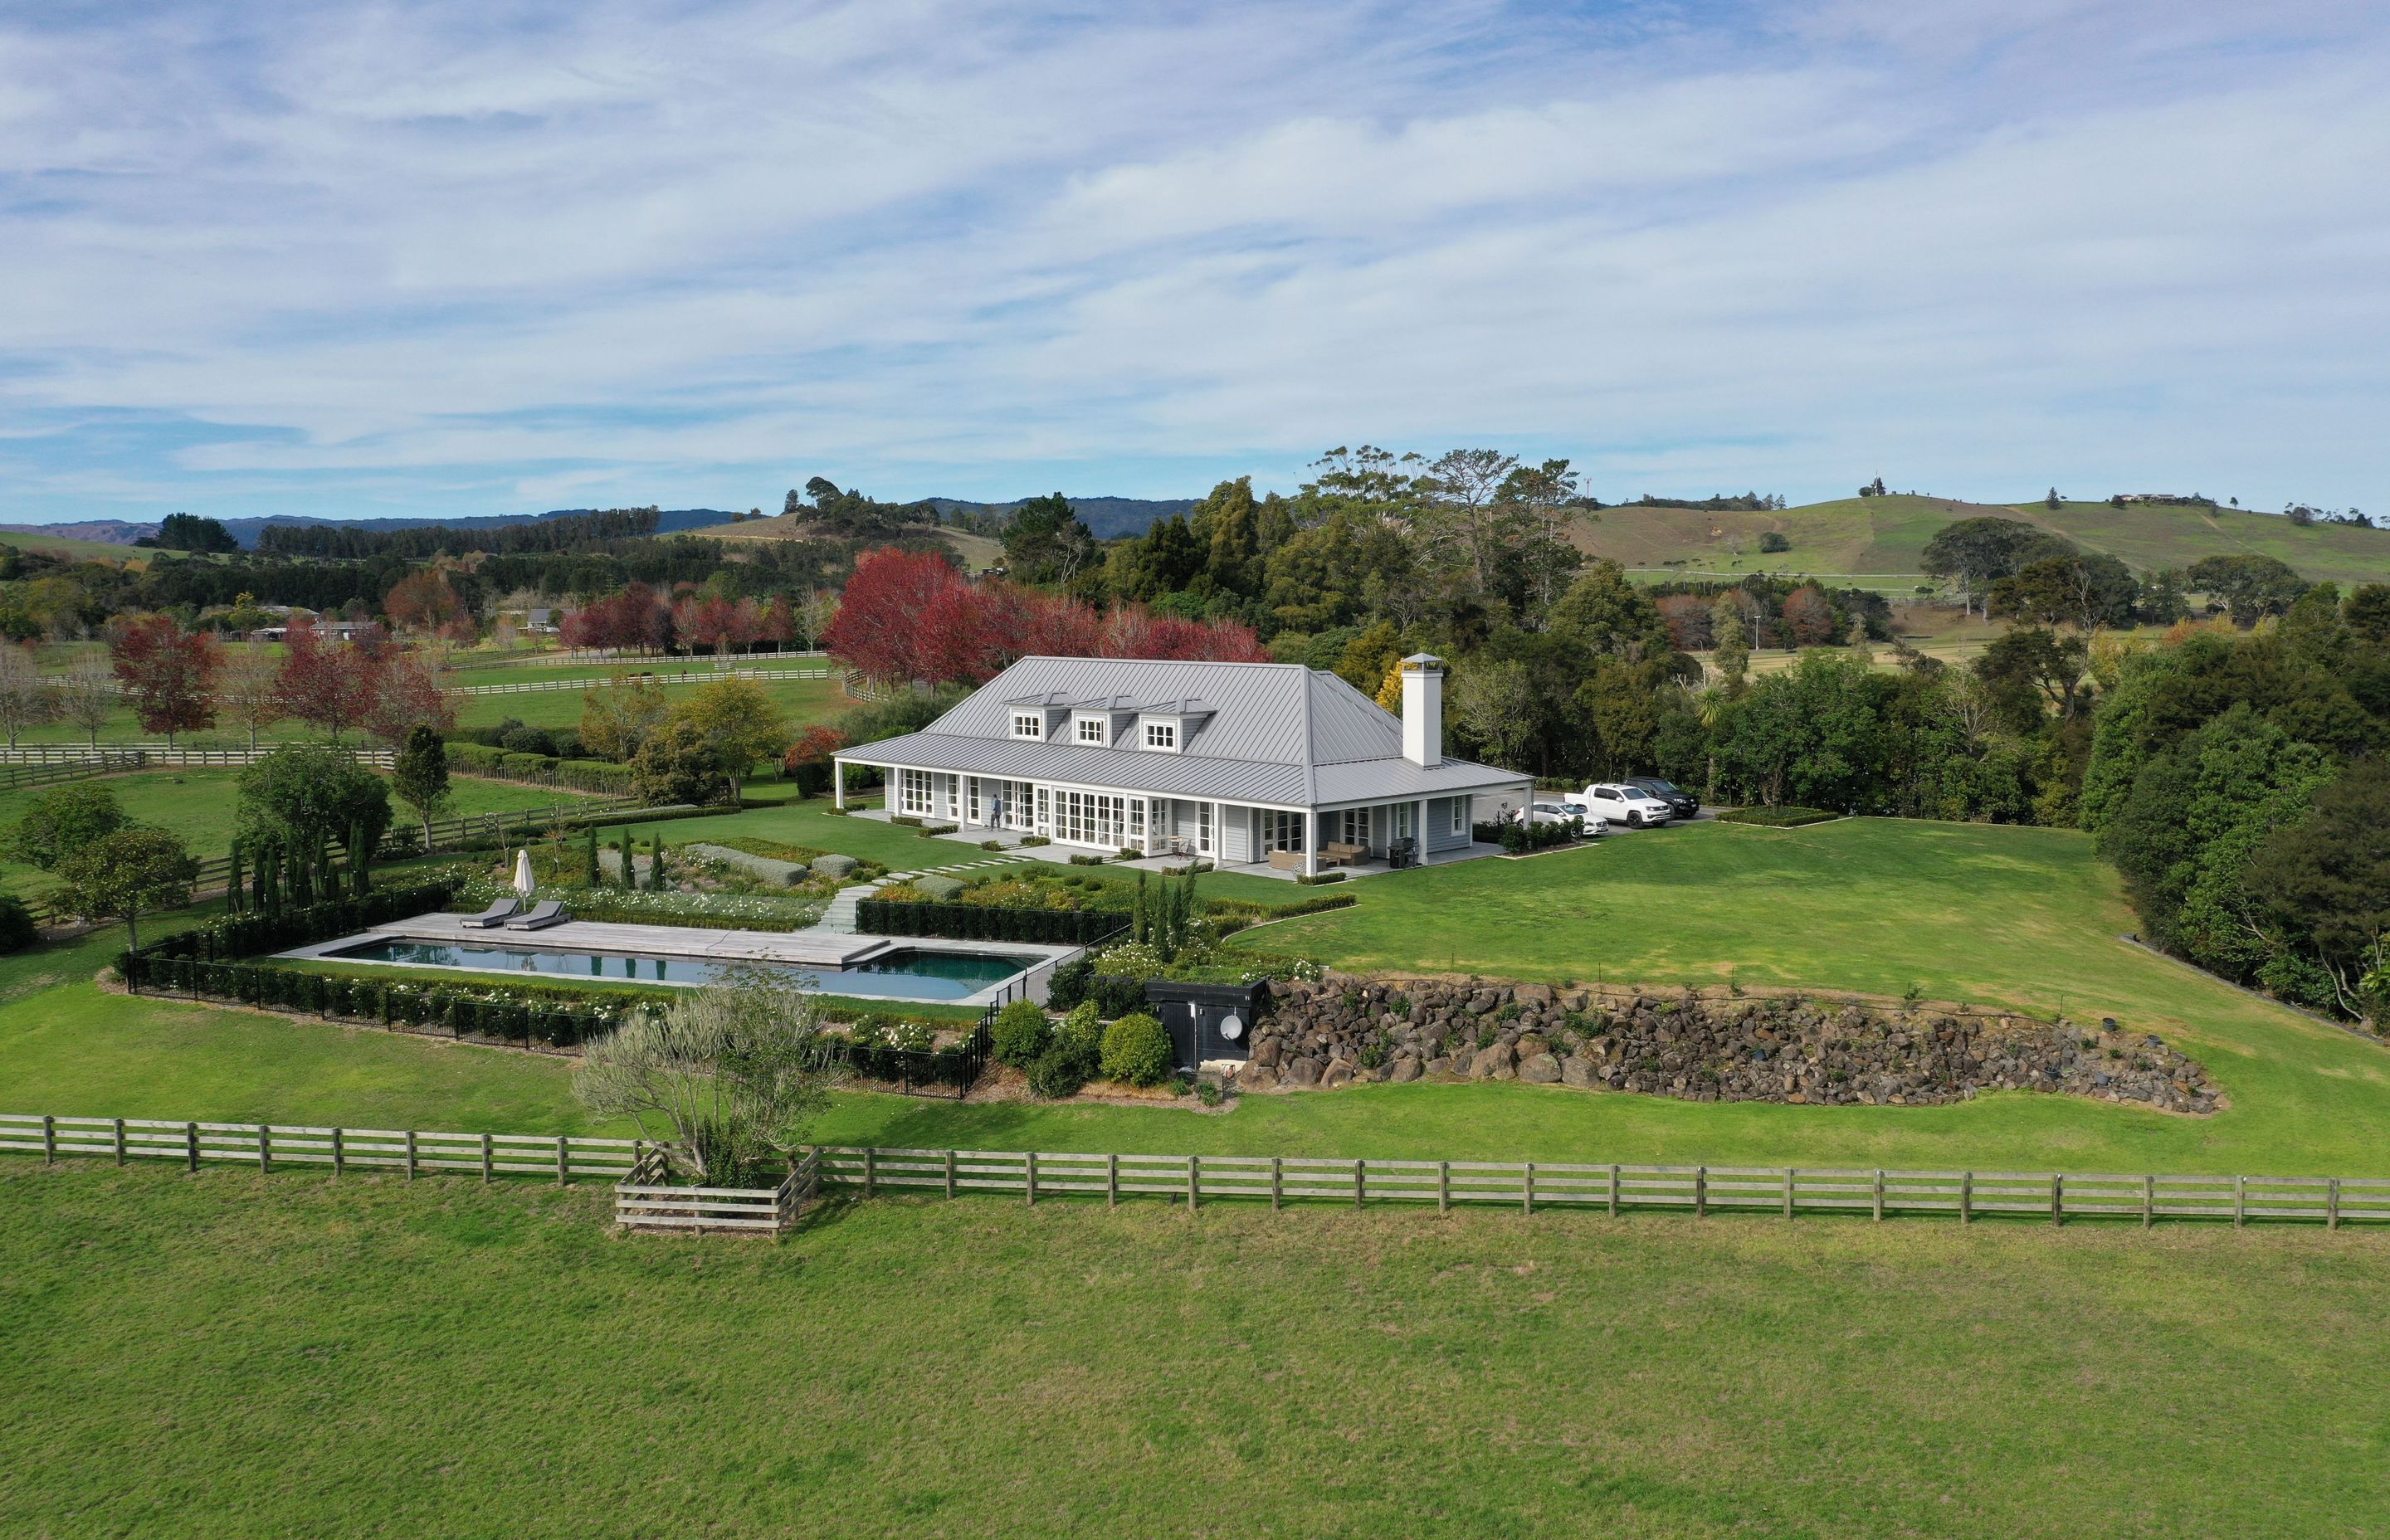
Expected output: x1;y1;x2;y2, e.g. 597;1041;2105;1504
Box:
1076;716;1106;745
1054;789;1129;848
1034;786;1050;832
1262;809;1304;852
1197;802;1213;854
1337;807;1372;846
986;778;1034;831
1129;797;1146;843
1393;803;1414;841
900;768;934;816
1012;713;1043;739
1143;720;1178;751
1449;797;1466;835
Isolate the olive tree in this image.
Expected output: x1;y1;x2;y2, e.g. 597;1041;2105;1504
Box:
573;968;839;1185
56;826;196;951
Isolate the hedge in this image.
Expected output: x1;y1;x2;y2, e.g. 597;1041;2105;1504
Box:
121;880;464;980
129;957;618;1048
445;742;639;795
1717;806;1839;827
855;898;1131;947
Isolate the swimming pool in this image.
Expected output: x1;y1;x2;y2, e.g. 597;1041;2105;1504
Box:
325;938;1042;1001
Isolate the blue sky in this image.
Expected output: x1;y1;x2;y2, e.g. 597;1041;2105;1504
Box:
1;0;2385;524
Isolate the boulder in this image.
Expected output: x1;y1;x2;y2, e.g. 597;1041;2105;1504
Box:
1560;1055;1597;1089
1391;1057;1423;1084
1518;1052;1561;1084
1319;1061;1354;1089
1467;1042;1513;1079
1282;1056;1321;1088
1251;1038;1284;1069
1238;1065;1277;1091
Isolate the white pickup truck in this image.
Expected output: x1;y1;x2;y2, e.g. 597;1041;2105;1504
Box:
1562;782;1676;828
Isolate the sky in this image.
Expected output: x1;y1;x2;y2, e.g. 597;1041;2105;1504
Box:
1;0;2386;525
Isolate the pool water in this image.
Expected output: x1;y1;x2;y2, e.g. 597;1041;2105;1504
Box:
327;938;1040;1001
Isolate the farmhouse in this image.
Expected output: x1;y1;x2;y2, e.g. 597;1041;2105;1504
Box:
834;654;1532;877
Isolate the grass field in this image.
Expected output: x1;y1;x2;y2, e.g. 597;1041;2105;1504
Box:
2;1162;2385;1539
10;816;2389;1184
0;768;601;903
1581;493;2390;589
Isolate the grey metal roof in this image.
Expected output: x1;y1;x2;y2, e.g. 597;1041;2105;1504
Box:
842;656;1532;809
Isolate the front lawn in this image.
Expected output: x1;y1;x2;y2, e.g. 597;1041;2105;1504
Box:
2;1163;2383;1538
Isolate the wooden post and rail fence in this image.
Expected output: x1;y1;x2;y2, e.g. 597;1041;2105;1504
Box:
7;1114;2386;1235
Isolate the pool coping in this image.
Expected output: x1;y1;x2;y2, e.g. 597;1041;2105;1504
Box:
274;912;1081;1008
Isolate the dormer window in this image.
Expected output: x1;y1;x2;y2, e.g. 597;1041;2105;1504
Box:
1144;721;1178;752
1012;713;1043;740
1076;716;1107;746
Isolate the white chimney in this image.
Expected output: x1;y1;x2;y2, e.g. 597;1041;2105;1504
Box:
1400;653;1444;768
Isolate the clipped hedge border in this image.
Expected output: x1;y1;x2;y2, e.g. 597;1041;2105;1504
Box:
856;898;1130;947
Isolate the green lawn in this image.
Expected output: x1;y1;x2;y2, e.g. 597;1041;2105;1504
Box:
7;816;2389;1180
0;768;598;902
2;1162;2384;1538
450;675;848;733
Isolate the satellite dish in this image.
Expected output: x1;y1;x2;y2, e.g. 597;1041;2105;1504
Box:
1219;1013;1245;1041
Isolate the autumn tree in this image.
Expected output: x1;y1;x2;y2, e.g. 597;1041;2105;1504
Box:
666;677;788;807
383;568;465;634
109;614;219;744
579;675;670;761
363;647;455;745
55;655;116;748
278;616;383;741
217;646;285;750
0;645;55;747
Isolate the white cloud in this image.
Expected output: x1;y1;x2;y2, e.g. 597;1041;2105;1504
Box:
0;0;2383;519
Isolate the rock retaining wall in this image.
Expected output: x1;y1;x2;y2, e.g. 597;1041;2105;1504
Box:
1236;976;2218;1114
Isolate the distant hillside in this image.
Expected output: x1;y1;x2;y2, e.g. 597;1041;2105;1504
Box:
214;508;734;551
922;496;1198;540
1577;495;2390;591
0;519;154;546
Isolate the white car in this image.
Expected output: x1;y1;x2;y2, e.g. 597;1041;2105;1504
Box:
1565;783;1675;828
1512;801;1606;835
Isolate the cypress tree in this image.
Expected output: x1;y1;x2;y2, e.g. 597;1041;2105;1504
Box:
651;836;667;891
226;841;244;915
585;826;600;886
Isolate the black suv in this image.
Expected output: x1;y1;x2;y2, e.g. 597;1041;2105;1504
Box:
1627;777;1700;820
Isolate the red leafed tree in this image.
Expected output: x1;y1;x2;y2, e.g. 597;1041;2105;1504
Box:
1655;593;1713;651
561;583;672;654
829;546;1271;686
279;615;386;741
364;647;456;744
383;568;463;634
109;614;219;743
758;594;796;646
1781;586;1840;648
824;548;973;684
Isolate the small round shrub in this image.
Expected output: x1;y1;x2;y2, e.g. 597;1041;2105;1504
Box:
1027;1044;1090;1099
1100;1011;1173;1087
989;999;1052;1069
0;894;37;955
1059;999;1104;1054
811;854;858;880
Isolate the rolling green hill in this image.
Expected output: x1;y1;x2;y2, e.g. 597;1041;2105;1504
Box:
1576;495;2390;590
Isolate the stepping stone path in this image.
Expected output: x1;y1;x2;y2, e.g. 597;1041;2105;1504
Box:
812;855;1032;934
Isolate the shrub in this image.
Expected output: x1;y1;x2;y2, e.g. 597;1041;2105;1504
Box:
811;854;859;880
980;840;1004;851
890;814;923;827
1068;852;1105;865
1027;1045;1090;1099
1758;531;1792;553
1718;806;1837;827
1020;835;1050;846
915;875;965;901
1118;846;1141;860
1057;999;1104;1060
988;999;1051;1069
0;894;37;954
1100;1012;1173;1087
500;724;559;757
1295;870;1346;885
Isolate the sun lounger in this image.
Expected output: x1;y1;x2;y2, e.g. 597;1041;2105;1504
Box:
505;899;568;931
460;898;519;929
